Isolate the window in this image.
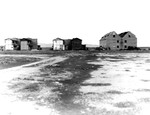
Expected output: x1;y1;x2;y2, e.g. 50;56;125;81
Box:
113;35;115;37
117;40;119;43
124;40;127;43
128;35;131;37
117;46;119;48
124;45;127;48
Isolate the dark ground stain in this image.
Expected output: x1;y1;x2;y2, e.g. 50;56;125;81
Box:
18;83;40;92
50;53;102;115
141;79;150;82
130;76;135;77
81;83;111;86
106;90;123;94
125;69;130;72
114;101;135;108
135;89;150;92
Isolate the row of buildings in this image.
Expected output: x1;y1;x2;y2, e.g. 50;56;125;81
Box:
2;37;86;51
100;31;137;50
1;31;138;51
53;31;138;51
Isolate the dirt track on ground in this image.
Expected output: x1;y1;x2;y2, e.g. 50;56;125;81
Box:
0;55;66;115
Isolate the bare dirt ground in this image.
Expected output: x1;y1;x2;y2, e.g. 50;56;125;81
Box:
1;52;150;115
0;54;66;115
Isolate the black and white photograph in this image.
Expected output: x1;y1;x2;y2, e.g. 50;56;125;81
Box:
0;0;150;114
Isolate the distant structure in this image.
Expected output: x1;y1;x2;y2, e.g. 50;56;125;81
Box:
53;38;65;50
119;32;137;49
5;38;20;50
52;37;86;50
100;31;137;50
5;38;38;51
20;38;38;50
71;38;83;50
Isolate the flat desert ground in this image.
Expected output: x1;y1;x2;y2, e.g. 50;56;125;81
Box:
0;51;150;115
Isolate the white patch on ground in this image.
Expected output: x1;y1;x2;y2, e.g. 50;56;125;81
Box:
79;53;150;115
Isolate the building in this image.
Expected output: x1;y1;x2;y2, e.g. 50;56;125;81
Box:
20;38;32;50
52;38;65;50
5;38;20;50
20;38;38;50
100;31;121;50
119;31;137;50
71;38;83;50
100;31;137;50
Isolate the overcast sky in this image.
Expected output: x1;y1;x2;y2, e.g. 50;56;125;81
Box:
0;0;149;46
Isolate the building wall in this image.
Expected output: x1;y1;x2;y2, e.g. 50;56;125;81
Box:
64;39;72;50
31;39;38;49
71;38;82;50
100;32;121;50
100;38;107;47
5;39;14;50
21;41;30;50
53;39;65;50
106;35;121;50
121;32;137;49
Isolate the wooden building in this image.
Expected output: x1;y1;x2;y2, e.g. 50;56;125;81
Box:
52;38;65;50
71;38;83;50
20;38;38;50
20;38;32;50
5;38;20;50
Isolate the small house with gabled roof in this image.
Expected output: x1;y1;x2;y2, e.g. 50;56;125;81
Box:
20;38;33;50
52;38;65;50
5;38;20;50
71;38;83;50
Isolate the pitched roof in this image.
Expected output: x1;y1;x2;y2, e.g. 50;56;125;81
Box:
5;38;19;41
21;38;32;41
102;31;117;37
119;32;128;38
100;31;118;41
72;38;82;41
53;38;63;41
